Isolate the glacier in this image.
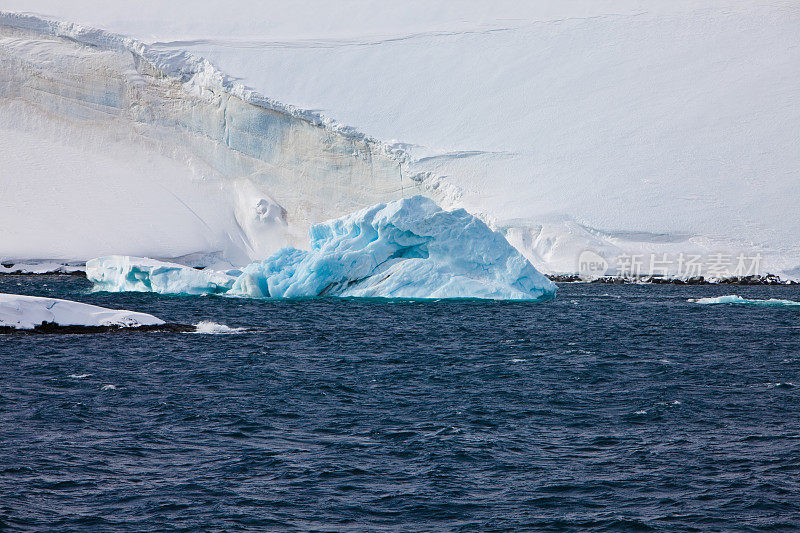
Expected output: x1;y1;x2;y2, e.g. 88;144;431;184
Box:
0;2;798;279
87;197;557;300
87;256;237;295
0;293;164;330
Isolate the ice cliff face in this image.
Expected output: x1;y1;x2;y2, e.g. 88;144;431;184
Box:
87;197;557;300
0;13;420;265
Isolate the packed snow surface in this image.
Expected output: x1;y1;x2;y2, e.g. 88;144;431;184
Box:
689;295;800;307
87;256;236;295
230;196;556;300
88;198;556;300
1;2;798;278
0;293;164;330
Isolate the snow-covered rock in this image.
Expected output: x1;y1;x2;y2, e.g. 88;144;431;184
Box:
0;293;164;330
230;196;556;299
86;256;236;295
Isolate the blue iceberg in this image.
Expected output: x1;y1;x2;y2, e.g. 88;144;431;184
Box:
229;196;556;300
86;197;556;300
87;256;237;295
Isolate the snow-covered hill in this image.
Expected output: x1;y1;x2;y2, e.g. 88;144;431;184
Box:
1;1;798;278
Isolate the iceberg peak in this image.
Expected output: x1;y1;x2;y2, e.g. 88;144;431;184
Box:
230;196;556;300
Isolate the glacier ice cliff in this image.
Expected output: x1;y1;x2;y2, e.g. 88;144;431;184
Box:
0;12;421;265
87;197;557;301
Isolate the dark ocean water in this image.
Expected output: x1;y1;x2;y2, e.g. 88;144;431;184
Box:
1;276;799;531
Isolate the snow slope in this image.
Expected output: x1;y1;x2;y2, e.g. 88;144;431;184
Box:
1;2;798;278
0;293;164;330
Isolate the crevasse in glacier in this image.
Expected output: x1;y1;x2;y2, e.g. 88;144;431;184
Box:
87;197;557;300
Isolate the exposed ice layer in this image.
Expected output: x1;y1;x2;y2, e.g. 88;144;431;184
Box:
689;295;800;307
87;256;236;295
230;196;556;300
0;293;164;330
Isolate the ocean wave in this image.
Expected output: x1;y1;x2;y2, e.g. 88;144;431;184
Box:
193;321;246;334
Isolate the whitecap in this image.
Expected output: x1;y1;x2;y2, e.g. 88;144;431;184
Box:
101;384;117;391
69;373;90;379
767;382;795;389
193;320;246;334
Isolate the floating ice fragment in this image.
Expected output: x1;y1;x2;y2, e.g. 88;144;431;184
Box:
689;295;800;307
87;256;236;295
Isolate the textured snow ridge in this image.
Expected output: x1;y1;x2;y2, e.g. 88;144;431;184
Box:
0;293;164;330
231;196;556;300
0;12;423;265
87;256;236;295
689;295;800;307
88;197;556;300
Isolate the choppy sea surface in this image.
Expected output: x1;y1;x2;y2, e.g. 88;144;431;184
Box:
1;276;799;531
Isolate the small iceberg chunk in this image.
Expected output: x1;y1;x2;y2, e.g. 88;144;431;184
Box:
689;295;800;307
230;196;556;300
87;256;236;295
0;293;165;331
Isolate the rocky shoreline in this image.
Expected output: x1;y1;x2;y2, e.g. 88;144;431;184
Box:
0;322;194;334
547;274;796;285
1;263;796;286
